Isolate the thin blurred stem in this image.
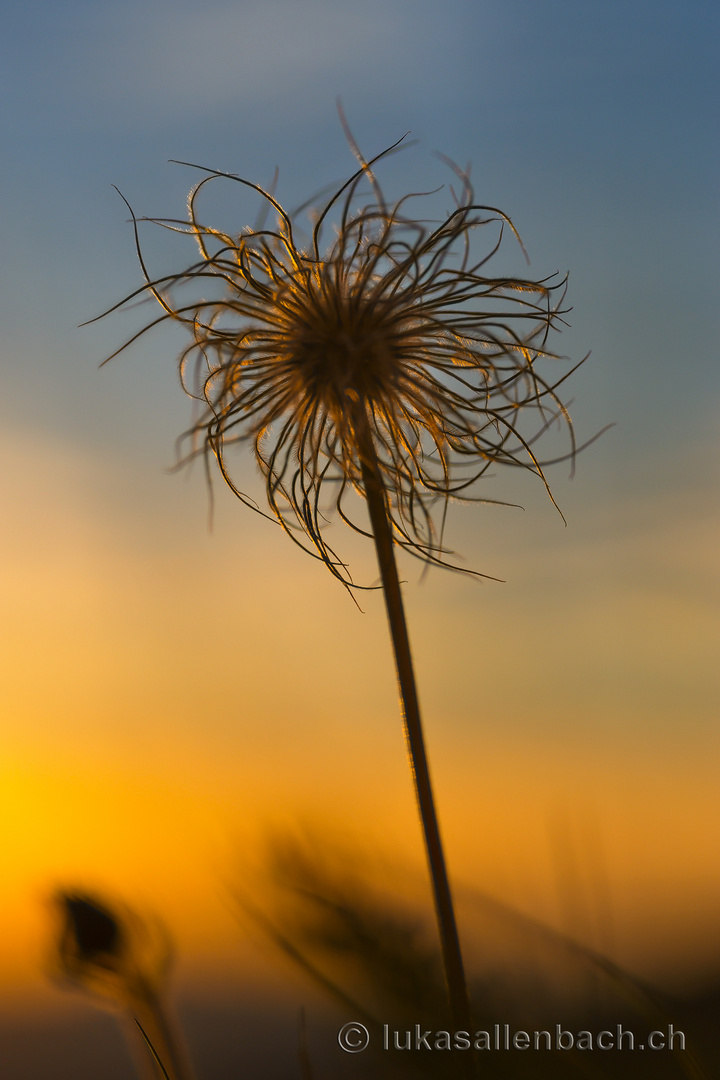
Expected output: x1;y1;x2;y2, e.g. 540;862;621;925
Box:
357;411;472;1041
129;987;197;1080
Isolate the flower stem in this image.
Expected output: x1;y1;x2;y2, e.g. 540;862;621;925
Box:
129;986;197;1080
357;416;472;1037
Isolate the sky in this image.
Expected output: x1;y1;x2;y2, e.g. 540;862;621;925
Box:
1;0;719;1074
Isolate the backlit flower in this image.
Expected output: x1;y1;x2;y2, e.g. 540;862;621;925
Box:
101;130;592;1041
107;136;581;586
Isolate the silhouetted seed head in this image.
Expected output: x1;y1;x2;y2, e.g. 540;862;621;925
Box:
51;890;171;1008
61;894;123;965
105;134;587;587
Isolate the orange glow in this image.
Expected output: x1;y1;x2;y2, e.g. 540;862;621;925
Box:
1;439;719;1015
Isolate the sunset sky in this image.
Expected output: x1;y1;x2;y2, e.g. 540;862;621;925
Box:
1;0;718;1063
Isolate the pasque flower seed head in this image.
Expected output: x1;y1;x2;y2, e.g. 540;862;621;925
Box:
104;135;582;585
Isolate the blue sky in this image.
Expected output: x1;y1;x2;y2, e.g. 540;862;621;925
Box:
2;0;717;476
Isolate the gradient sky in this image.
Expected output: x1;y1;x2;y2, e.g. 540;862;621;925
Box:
1;0;718;1027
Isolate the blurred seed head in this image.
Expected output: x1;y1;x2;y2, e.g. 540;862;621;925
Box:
51;890;172;1011
61;893;123;963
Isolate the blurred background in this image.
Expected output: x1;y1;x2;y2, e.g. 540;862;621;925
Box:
0;0;718;1076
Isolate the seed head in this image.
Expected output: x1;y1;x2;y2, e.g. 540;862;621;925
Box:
105;134;585;586
51;890;171;1009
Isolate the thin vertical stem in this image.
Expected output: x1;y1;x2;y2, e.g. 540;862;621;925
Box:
357;414;472;1037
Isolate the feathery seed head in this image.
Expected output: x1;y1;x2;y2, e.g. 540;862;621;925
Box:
105;134;585;586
